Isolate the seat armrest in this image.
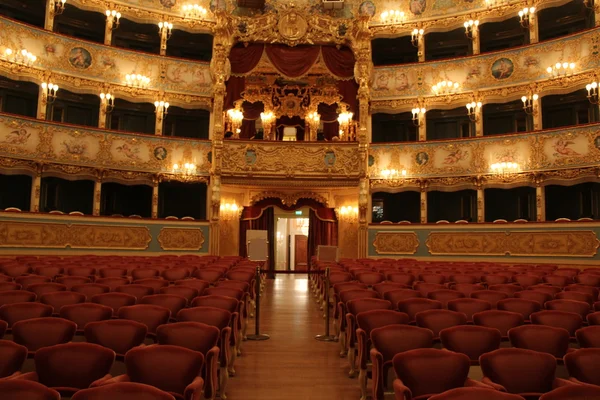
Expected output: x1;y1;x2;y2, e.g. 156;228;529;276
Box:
567;378;587;385
464;378;495;389
8;372;37;381
481;377;507;392
346;313;356;350
370;348;384;400
204;346;220;400
392;378;412;400
220;326;232;367
91;374;131;387
356;328;368;370
90;374;113;388
184;375;205;400
553;378;579;388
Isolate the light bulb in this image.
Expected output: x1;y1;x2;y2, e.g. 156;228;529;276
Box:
532;94;539;101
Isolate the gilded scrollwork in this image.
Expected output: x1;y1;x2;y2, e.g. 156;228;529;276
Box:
372;231;420;255
426;230;600;257
158;227;206;251
250;191;329;207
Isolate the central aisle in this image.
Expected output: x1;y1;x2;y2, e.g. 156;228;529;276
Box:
225;274;359;400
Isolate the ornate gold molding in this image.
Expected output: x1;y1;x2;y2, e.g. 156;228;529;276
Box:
425;230;600;257
372;231;420;255
158;227;205;251
0;221;151;250
250;191;329;207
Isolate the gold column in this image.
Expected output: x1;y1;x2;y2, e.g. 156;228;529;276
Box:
528;13;539;44
535;174;545;222
93;177;102;216
159;26;168;56
532;95;542;131
44;0;56;31
417;33;425;62
155;94;165;136
475;177;484;223
471;27;480;55
474;106;483;137
208;11;233;256
104;17;113;45
419;180;428;224
152;177;159;219
418;113;426;141
37;84;47;120
30;168;42;213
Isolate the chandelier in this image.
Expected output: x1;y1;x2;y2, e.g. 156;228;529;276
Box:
546;62;575;77
432;80;459;95
100;92;115;113
41;82;59;104
106;9;122;29
466;101;482;121
380;10;405;24
226;107;244;138
171;162;198;182
3;48;36;66
521;93;538;115
220;202;240;220
411;29;424;47
464;19;479;39
490;162;520;179
260;111;275;139
381;169;407;185
518;7;535;28
125;74;150;88
411;107;426;127
158;21;173;40
337;111;354;139
586;81;599;104
338;205;359;222
182;4;208;19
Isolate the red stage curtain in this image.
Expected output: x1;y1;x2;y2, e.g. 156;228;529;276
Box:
337;79;359;119
275;116;305;141
239;102;264;139
265;45;320;78
318;103;340;140
307;208;338;268
239;206;275;276
321;46;355;79
230;43;265;74
224;76;245;111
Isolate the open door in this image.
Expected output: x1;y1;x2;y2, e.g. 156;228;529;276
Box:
294;234;308;271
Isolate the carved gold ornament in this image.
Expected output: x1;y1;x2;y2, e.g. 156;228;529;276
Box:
373;232;420;255
158;227;205;251
426;231;600;257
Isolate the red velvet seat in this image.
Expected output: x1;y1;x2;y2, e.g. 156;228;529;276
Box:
0;290;37;307
427;289;465;308
451;283;485;297
564;348;600;386
91;292;137;316
508;325;571;359
447;298;492;322
440;325;501;365
118;304;170;336
514;290;553;306
588;311;600;325
72;382;176;400
414;282;446;297
429;387;526;400
546;299;591;319
0;282;22;291
174;279;210;294
160;286;199;303
373;282;410;297
0;319;6;338
449;275;480;285
539;385;600;400
483;275;510;286
133;279;169;293
84;320;147;359
576;325;600;348
0;339;27;378
100;344;204;400
34;266;64;279
0;379;60;400
157;322;220;399
0;302;54;328
356;272;385;286
480;348;575;397
66;266;96;279
370;325;434;400
40;291;86;313
497;298;542;322
543;275;572;288
15;342;115;396
25;283;67;298
415;309;468;339
56;276;92;290
116;284;155;300
384;289;423;307
574;273;600;287
386;272;416;286
556;291;595;305
131;268;160;281
564;284;599;298
529;285;562;297
513;275;542;289
141;294;187;317
418;273;447;285
530;310;583;338
194;269;224;284
59;303;113;332
162;268;191;282
1;264;32;278
12;317;77;355
392;348;486;400
95;277;130;292
473;310;524;339
98;267;128;278
397;298;443;323
71;283;111;298
471;290;509;309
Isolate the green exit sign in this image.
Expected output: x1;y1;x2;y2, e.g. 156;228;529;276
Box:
295;210;303;215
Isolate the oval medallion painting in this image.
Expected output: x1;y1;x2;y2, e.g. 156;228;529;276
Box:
69;47;92;69
409;0;426;15
160;0;176;8
324;151;336;167
359;1;376;17
491;58;514;80
245;149;257;166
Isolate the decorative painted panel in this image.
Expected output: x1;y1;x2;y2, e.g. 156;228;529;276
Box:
426;231;600;257
158;227;206;250
371;28;600;100
372;231;420;255
0;115;212;175
0;18;212;96
221;141;361;179
369;124;600;178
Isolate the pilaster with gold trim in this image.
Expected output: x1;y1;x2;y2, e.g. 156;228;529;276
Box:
534;173;545;222
151;175;159;219
30;165;42;213
475;176;484;223
37;83;48;121
104;16;113;46
93;172;102;216
417;33;425;62
420;179;428;224
44;0;56;31
159;25;169;56
528;12;539;44
471;26;480;55
532;93;542;131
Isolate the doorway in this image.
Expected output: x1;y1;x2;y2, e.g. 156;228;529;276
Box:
274;207;309;271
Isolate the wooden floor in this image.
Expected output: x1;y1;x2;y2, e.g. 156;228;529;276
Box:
226;274;360;400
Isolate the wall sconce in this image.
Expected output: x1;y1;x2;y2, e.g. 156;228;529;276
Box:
490;162;520;179
100;92;114;113
338;205;359;222
4;48;37;66
411;107;426;126
432;80;459;95
41;82;59;104
464;19;479;39
521;93;538;115
381;10;405;24
586;81;599;104
337;111;354;138
172;162;198;181
306;111;321;136
220;202;241;220
518;7;535;28
226;107;244;138
466;101;482;121
411;29;424;47
154;100;169;124
125;74;150;88
106;10;122;29
51;0;67;15
158;21;173;40
546;62;575;77
260;111;275;139
182;4;208;19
